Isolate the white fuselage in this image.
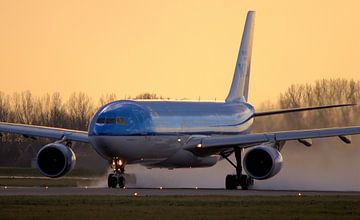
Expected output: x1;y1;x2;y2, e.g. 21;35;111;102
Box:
88;100;254;168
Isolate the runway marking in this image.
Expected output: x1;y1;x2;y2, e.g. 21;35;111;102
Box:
1;187;360;196
0;176;97;180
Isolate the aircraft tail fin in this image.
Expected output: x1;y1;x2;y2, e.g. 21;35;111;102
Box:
225;11;255;103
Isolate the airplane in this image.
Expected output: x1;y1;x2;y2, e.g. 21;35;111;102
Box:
0;11;359;190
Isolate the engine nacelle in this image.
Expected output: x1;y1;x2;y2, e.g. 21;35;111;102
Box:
243;144;283;180
36;143;76;178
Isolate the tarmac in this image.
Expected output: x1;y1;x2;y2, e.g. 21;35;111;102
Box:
1;187;360;196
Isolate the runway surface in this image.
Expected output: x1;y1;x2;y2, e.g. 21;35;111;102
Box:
1;187;360;196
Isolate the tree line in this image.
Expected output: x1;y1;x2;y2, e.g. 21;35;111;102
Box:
0;91;162;167
0;92;165;132
253;78;360;132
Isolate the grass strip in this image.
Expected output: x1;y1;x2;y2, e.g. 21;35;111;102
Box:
0;195;359;220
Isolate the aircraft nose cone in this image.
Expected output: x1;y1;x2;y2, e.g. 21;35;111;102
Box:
89;136;145;162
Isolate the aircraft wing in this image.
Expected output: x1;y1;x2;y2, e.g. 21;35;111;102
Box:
0;122;89;143
185;126;360;154
253;103;355;117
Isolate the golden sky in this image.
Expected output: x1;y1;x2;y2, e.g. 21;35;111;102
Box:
0;0;359;105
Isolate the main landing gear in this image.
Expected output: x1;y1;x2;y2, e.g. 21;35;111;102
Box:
222;147;254;190
108;158;125;188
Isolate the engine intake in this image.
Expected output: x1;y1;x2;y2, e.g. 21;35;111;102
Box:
243;144;283;180
37;143;76;178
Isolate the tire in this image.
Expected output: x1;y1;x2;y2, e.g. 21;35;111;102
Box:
108;174;117;188
239;175;253;190
118;176;125;188
225;175;238;190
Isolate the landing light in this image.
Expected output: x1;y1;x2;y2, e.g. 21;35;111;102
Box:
117;160;123;166
177;138;182;143
196;143;203;148
134;192;138;196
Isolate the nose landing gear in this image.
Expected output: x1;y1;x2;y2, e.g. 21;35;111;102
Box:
108;158;125;188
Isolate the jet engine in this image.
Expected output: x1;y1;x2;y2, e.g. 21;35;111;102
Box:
36;142;76;178
243;144;283;180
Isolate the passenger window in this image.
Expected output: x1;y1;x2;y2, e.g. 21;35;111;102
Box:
105;118;116;124
96;118;105;124
116;117;127;125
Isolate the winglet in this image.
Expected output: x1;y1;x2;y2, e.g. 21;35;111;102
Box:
226;11;255;103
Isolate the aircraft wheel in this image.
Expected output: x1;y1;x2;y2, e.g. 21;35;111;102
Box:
225;174;238;190
108;174;117;188
118;176;125;188
239;175;253;190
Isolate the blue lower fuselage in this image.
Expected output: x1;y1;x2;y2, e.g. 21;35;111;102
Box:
88;100;254;168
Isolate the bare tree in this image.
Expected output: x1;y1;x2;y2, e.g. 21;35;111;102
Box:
49;92;68;128
99;93;117;107
0;92;11;123
12;91;36;125
67;92;94;130
34;93;51;126
135;93;158;99
274;78;360;130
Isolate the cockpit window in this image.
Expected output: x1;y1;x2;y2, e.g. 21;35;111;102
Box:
96;118;105;124
105;118;116;124
96;117;127;125
116;117;127;125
